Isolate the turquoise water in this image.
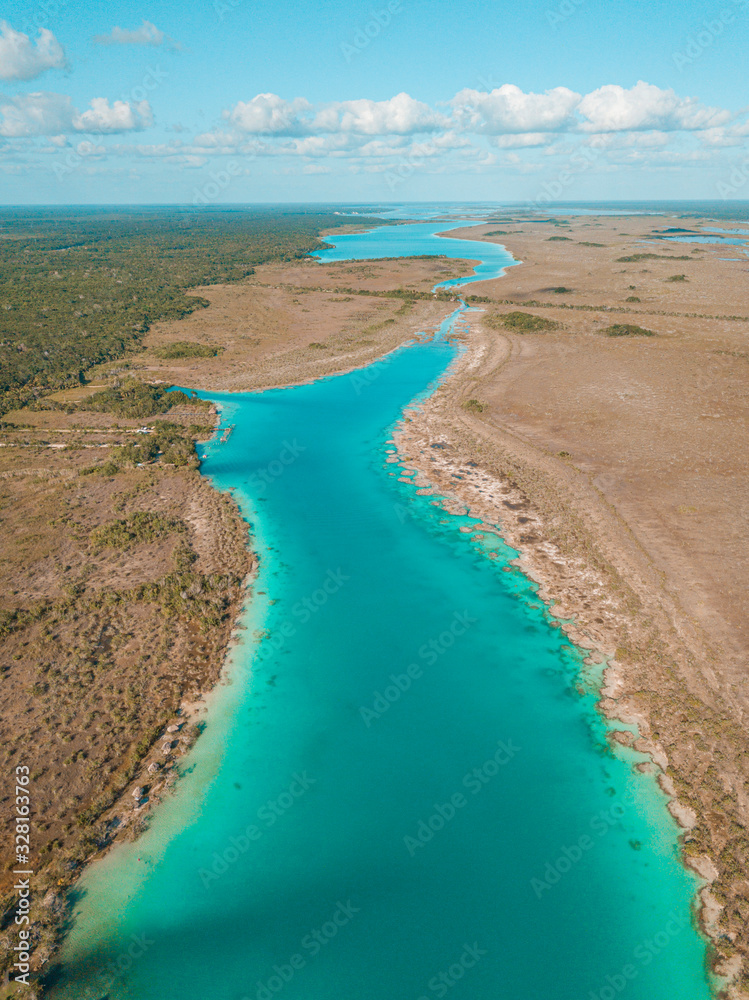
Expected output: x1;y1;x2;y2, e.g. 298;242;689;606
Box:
49;229;712;1000
316;221;519;289
661;235;748;246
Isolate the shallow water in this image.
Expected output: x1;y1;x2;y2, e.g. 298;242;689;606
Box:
49;228;713;1000
661;235;748;246
316;220;519;289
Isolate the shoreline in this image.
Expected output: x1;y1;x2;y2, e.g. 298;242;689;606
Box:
391;308;740;997
25;403;260;994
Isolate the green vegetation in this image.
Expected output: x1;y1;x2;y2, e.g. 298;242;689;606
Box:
616;253;691;262
462;399;485;414
666;274;688;282
604;324;655;337
152;341;224;359
79;379;203;418
0;206;378;415
91;511;186;551
488;311;558;333
80;420;201;473
552;287;572;294
626;296;641;302
547;236;572;241
119;421;201;468
578;242;606;247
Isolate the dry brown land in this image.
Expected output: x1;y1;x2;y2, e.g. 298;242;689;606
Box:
131;255;466;392
392;214;749;995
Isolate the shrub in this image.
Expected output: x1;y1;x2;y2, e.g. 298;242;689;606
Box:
462;399;485;414
81;459;121;477
666;274;688;282
489;311;558;333
616;253;690;262
79;379;201;419
152;341;223;359
91;511;186;550
626;296;641;302
604;324;655;337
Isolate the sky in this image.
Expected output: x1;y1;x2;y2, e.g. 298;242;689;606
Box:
1;0;749;204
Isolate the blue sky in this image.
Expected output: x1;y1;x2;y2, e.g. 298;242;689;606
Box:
1;0;748;203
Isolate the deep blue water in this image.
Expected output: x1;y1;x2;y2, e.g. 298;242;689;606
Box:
48;226;713;1000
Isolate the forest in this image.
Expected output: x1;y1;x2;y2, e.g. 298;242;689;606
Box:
0;205;375;414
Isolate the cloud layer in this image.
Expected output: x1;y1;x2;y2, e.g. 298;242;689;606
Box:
92;20;177;49
2;72;745;192
225;92;447;136
0;22;67;81
0;93;153;137
218;82;735;145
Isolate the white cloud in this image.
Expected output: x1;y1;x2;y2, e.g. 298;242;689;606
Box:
311;93;447;134
451;84;580;133
578;81;730;132
0;22;67;81
494;133;555;149
225;92;446;136
76;140;105;156
220;84;734;150
225;94;311;135
0;93;153;137
92;20;177;48
585;130;670;150
74;97;153;132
